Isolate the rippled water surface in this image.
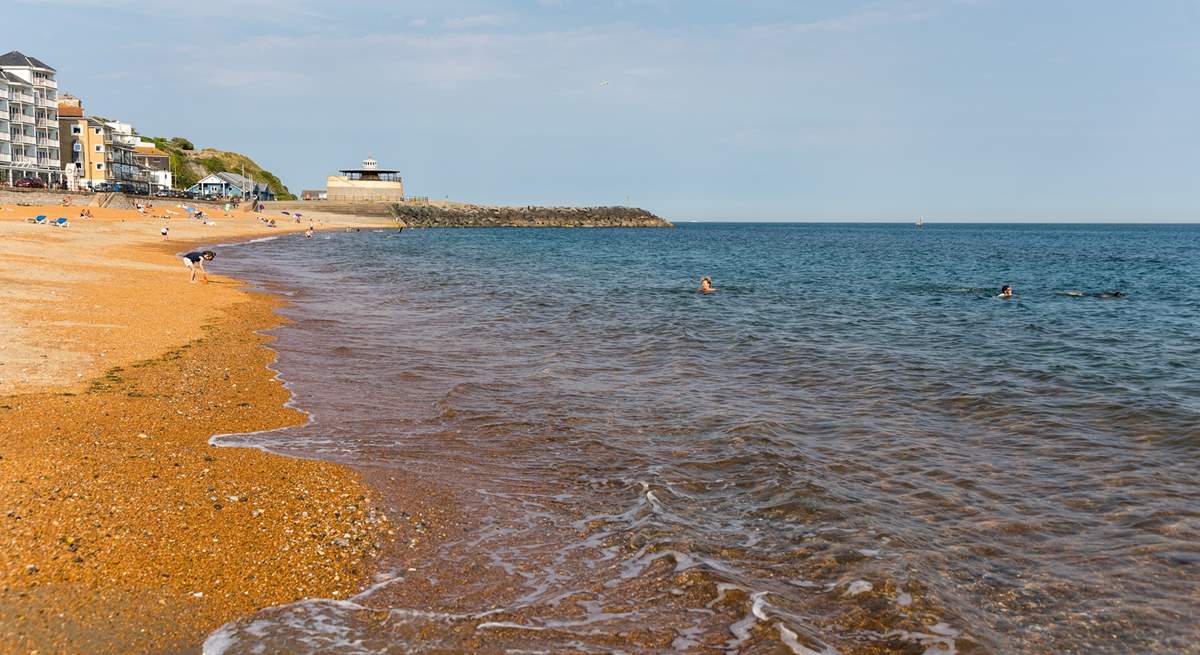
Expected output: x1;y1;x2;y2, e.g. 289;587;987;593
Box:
206;223;1200;654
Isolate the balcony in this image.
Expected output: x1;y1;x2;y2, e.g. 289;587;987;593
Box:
0;152;10;163
13;156;36;166
37;96;55;109
13;133;36;145
13;92;34;104
12;113;34;124
0;131;9;141
41;79;58;90
37;136;56;147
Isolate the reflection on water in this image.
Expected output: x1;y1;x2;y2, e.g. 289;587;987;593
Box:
207;224;1200;654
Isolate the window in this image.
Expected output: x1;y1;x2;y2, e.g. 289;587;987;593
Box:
73;142;81;152
72;126;82;135
95;144;103;152
94;128;101;135
96;163;104;170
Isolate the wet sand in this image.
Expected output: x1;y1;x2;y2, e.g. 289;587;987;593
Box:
0;202;400;653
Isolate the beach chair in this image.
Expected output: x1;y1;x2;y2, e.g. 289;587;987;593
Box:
26;215;47;224
50;217;69;228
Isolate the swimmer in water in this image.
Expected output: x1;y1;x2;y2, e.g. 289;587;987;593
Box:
998;285;1013;299
1061;290;1125;299
699;276;716;293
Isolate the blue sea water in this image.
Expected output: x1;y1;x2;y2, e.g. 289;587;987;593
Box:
207;223;1200;654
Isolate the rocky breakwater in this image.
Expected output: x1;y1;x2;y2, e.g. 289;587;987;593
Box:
389;204;672;228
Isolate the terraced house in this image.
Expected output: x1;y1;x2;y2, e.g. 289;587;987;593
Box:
0;51;61;186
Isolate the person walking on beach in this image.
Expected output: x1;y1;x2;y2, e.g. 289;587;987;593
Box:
160;226;169;241
182;250;215;284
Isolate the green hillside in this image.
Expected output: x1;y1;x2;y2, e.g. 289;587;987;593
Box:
144;136;296;200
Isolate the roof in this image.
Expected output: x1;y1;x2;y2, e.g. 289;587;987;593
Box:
0;70;29;85
191;172;268;191
0;51;55;72
58;105;84;118
134;146;168;157
216;171;255;189
340;168;400;174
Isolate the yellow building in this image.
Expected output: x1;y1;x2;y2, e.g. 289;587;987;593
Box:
58;106;106;189
58;104;144;191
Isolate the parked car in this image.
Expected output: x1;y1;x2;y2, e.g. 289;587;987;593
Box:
15;177;46;189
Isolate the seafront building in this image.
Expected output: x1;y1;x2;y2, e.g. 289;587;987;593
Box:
133;146;172;191
57;99;151;193
325;157;404;202
0;51;61;186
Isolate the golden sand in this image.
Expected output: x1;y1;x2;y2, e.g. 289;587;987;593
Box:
0;202;398;653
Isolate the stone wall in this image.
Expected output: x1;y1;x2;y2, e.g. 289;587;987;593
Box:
0;188;94;207
388;204;672;228
0;188;252;212
259;199;670;228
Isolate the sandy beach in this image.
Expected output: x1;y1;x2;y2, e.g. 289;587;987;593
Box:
0;200;400;653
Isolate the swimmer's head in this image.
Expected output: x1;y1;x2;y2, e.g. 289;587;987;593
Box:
1001;285;1012;295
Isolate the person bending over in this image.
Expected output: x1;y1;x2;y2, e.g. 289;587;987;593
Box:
182;250;215;284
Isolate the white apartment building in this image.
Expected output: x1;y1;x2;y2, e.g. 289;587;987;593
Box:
0;51;61;186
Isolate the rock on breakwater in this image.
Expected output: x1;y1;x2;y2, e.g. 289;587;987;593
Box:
388;204;673;228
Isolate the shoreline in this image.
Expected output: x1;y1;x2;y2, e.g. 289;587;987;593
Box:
0;203;403;652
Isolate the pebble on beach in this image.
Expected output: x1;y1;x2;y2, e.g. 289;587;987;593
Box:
0;299;394;654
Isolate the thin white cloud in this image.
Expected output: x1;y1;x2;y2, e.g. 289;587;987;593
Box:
743;2;941;38
444;14;513;29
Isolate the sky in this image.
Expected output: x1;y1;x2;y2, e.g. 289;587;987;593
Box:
6;0;1199;221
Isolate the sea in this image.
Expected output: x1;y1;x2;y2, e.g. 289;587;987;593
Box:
203;223;1200;654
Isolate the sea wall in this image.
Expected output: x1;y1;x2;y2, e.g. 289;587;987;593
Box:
0;188;93;207
389;204;672;228
0;188;237;211
260;199;671;228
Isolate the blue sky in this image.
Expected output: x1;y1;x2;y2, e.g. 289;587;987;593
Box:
7;0;1199;220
